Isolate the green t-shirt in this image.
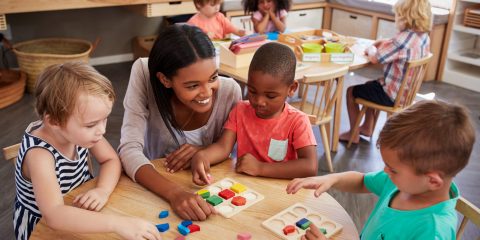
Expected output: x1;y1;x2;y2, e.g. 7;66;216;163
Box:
361;171;459;240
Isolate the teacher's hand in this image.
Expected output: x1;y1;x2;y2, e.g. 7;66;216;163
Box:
165;144;202;173
170;189;216;221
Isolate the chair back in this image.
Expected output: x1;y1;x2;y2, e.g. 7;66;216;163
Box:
295;66;349;125
2;143;94;174
393;53;433;109
240;18;254;32
456;197;480;240
2;143;20;163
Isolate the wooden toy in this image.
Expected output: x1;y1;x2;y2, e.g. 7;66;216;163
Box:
156;223;169;232
158;210;169;219
231;196;246;206
177;224;190;236
175;236;185;240
181;220;192;227
237;232;252;240
219;189;235;200
262;203;343;239
187;224;200;233
196;178;264;218
196;189;210;199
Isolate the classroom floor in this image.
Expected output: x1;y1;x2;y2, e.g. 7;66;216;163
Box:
1;62;479;239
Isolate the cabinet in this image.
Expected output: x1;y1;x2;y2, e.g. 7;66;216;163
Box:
442;0;480;92
377;19;396;39
287;8;324;31
330;9;372;39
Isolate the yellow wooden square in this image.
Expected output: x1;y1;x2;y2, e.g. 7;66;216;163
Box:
230;183;247;193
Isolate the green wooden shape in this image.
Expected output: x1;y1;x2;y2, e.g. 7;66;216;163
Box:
206;195;223;206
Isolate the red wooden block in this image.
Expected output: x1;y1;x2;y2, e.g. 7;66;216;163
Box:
187;224;200;233
231;196;246;206
283;225;295;235
219;189;235;200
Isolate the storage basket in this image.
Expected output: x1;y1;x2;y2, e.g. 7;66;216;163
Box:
13;38;92;93
0;69;26;109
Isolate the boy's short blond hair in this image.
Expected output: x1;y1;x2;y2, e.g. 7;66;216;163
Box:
378;100;475;177
35;62;115;126
394;0;432;32
193;0;222;8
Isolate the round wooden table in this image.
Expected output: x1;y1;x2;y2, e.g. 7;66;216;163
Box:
31;159;359;239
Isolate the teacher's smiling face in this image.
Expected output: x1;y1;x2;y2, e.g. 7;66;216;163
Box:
158;58;219;113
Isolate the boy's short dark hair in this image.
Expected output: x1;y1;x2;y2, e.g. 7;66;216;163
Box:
378;100;475;177
193;0;221;8
249;42;296;85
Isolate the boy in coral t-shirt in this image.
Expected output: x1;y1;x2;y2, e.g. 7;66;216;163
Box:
191;42;318;185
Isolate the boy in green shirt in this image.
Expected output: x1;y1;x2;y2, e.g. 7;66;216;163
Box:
286;100;475;240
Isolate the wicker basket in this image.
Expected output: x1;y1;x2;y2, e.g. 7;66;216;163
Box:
0;69;27;109
13;38;92;93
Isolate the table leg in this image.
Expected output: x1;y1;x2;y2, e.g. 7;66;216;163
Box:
332;76;344;152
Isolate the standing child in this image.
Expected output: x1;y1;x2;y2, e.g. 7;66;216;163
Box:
339;0;432;143
243;0;291;34
191;42;317;185
287;100;475;239
188;0;246;39
14;62;160;240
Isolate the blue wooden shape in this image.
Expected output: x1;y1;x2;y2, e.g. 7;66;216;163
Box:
178;224;191;236
158;210;169;219
181;220;193;227
156;223;170;232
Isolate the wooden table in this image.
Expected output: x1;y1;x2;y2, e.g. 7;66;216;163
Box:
219;38;372;152
31;159;359;239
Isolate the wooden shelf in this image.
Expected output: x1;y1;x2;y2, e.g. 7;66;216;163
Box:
443;61;480;92
447;49;480;67
453;24;480;35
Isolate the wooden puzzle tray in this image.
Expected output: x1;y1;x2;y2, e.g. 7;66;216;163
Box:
196;178;264;218
262;203;343;239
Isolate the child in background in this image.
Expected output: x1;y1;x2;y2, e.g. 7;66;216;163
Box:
191;42;317;185
188;0;246;39
287;100;475;239
339;0;432;143
14;62;160;240
243;0;291;34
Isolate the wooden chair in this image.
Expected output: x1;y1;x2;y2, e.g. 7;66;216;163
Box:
2;143;94;174
347;53;433;148
290;66;349;172
2;143;20;163
456;197;480;240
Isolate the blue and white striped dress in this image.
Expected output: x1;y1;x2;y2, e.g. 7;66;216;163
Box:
13;121;92;240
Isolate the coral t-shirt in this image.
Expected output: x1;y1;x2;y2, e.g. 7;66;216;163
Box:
224;101;316;163
187;12;237;39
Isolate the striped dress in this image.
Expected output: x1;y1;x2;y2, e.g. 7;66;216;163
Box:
13;121;92;240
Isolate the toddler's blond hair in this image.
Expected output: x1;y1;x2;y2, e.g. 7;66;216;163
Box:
35;62;115;126
394;0;432;32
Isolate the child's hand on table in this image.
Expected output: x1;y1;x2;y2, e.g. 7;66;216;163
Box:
115;216;162;240
301;223;328;240
191;152;213;186
170;189;216;221
73;187;111;211
286;175;336;197
165;144;202;173
236;153;263;176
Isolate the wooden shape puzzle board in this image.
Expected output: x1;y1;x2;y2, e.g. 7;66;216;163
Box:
197;178;264;218
262;203;343;239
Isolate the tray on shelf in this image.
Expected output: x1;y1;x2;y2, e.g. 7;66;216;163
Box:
464;4;480;28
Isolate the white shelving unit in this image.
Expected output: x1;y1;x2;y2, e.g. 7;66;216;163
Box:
443;0;480;92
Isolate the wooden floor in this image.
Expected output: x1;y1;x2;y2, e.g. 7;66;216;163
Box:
1;62;478;239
